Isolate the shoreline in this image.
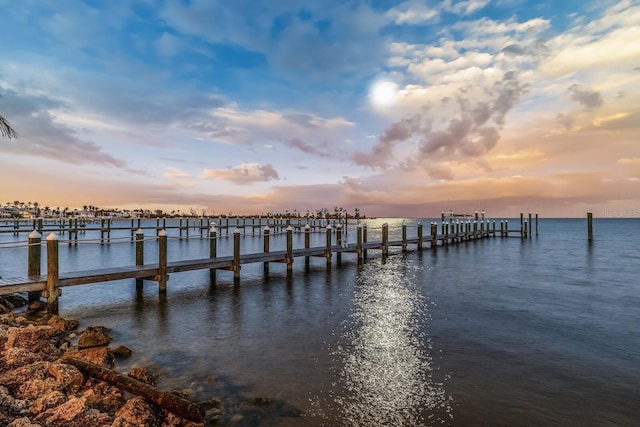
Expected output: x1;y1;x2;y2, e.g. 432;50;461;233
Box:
0;294;220;426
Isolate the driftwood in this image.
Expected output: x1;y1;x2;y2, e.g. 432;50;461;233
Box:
63;357;204;423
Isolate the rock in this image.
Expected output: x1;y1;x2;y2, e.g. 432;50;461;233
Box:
47;316;79;332
0;361;51;394
5;325;55;353
48;362;85;393
16;378;60;401
0;301;12;314
28;301;47;312
36;396;112;427
0;385;29;415
77;327;111;349
2;294;28;309
7;417;42;427
250;397;272;406
15;316;28;325
0;296;15;310
204;407;222;422
3;347;45;369
128;367;156;385
82;381;124;415
230;413;244;423
28;391;66;416
113;396;159;427
64;347;114;368
112;345;132;358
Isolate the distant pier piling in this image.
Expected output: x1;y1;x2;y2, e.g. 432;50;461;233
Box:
587;212;593;241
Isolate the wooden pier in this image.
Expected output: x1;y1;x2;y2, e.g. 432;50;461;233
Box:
0;217;537;313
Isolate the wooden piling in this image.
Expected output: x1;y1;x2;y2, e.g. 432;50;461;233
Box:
158;230;168;293
417;222;423;249
135;229;144;290
382;223;388;256
46;233;60;313
535;213;539;237
263;226;270;275
233;228;240;279
528;213;532;239
304;224;310;268
402;221;407;251
286;226;293;271
209;225;217;283
336;225;343;265
326;226;332;265
28;230;42;303
587;212;593;241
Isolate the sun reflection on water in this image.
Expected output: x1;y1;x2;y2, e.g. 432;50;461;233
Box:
330;257;451;426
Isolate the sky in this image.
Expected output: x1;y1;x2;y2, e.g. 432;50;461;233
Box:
1;0;639;218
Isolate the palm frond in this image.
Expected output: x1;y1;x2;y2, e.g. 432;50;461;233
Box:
0;115;18;139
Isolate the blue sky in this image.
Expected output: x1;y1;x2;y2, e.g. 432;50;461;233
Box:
1;0;639;217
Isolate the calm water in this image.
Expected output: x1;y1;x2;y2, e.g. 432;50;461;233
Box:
1;218;639;426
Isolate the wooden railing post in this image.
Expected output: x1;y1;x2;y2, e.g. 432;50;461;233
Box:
357;224;363;260
135;229;144;290
444;222;449;246
28;230;42;303
233;228;240;279
417;222;423;250
402;220;407;251
336;225;343;265
286;225;293;271
304;224;310;269
209;225;217;283
382;223;388;256
263;226;270;275
431;222;437;247
158;230;168;293
46;233;60;313
363;224;368;259
326;225;332;265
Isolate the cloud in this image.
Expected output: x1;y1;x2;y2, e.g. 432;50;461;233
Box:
567;84;604;109
200;163;279;184
354;71;529;176
0;87;128;168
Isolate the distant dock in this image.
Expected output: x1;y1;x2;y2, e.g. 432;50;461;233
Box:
0;214;539;313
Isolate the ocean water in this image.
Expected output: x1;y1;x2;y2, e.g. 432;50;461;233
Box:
1;218;639;426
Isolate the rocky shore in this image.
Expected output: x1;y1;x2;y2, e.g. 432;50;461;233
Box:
0;295;221;426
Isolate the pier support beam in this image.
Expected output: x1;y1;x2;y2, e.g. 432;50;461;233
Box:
587;212;593;241
402;221;407;252
336;225;342;265
304;224;310;269
46;233;60;313
382;223;389;256
325;225;332;266
28;230;42;303
417;222;423;250
286;226;293;271
357;224;363;261
158;230;168;293
135;229;144;290
263;226;270;275
233;228;241;279
209;225;217;284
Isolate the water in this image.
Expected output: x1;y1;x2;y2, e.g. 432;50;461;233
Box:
1;218;639;426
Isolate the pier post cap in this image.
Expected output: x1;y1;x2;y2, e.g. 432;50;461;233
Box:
287;225;293;231
210;225;217;232
136;228;143;234
326;225;332;230
46;232;58;241
29;230;42;239
158;229;167;237
305;224;310;229
417;221;421;225
402;219;405;224
336;224;342;229
233;227;240;234
357;223;363;228
263;225;270;231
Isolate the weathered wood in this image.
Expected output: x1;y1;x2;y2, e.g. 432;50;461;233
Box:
135;229;144;290
587;212;593;240
158;230;167;292
28;230;42;302
63;357;204;423
46;233;60;313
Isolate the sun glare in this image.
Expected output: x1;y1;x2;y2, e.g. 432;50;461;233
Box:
370;80;398;108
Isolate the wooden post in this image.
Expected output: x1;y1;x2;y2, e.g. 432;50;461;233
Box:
363;224;368;259
130;219;135;240
535;213;539;237
158;230;168;293
473;221;478;239
357;224;363;260
263;226;270;274
233;228;240;279
135;229;144;290
179;219;183;237
417;222;423;250
305;224;310;268
28;230;42;303
326;225;332;265
444;222;449;246
523;220;528;238
185;218;189;238
336;225;343;265
431;222;437;247
100;218;105;244
286;226;293;271
500;220;504;237
528;212;532;239
209;225;217;283
402;220;407;251
587;212;593;241
382;223;388;256
505;220;509;237
46;233;60;313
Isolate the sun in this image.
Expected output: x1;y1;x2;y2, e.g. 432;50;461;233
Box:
370;80;398;107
